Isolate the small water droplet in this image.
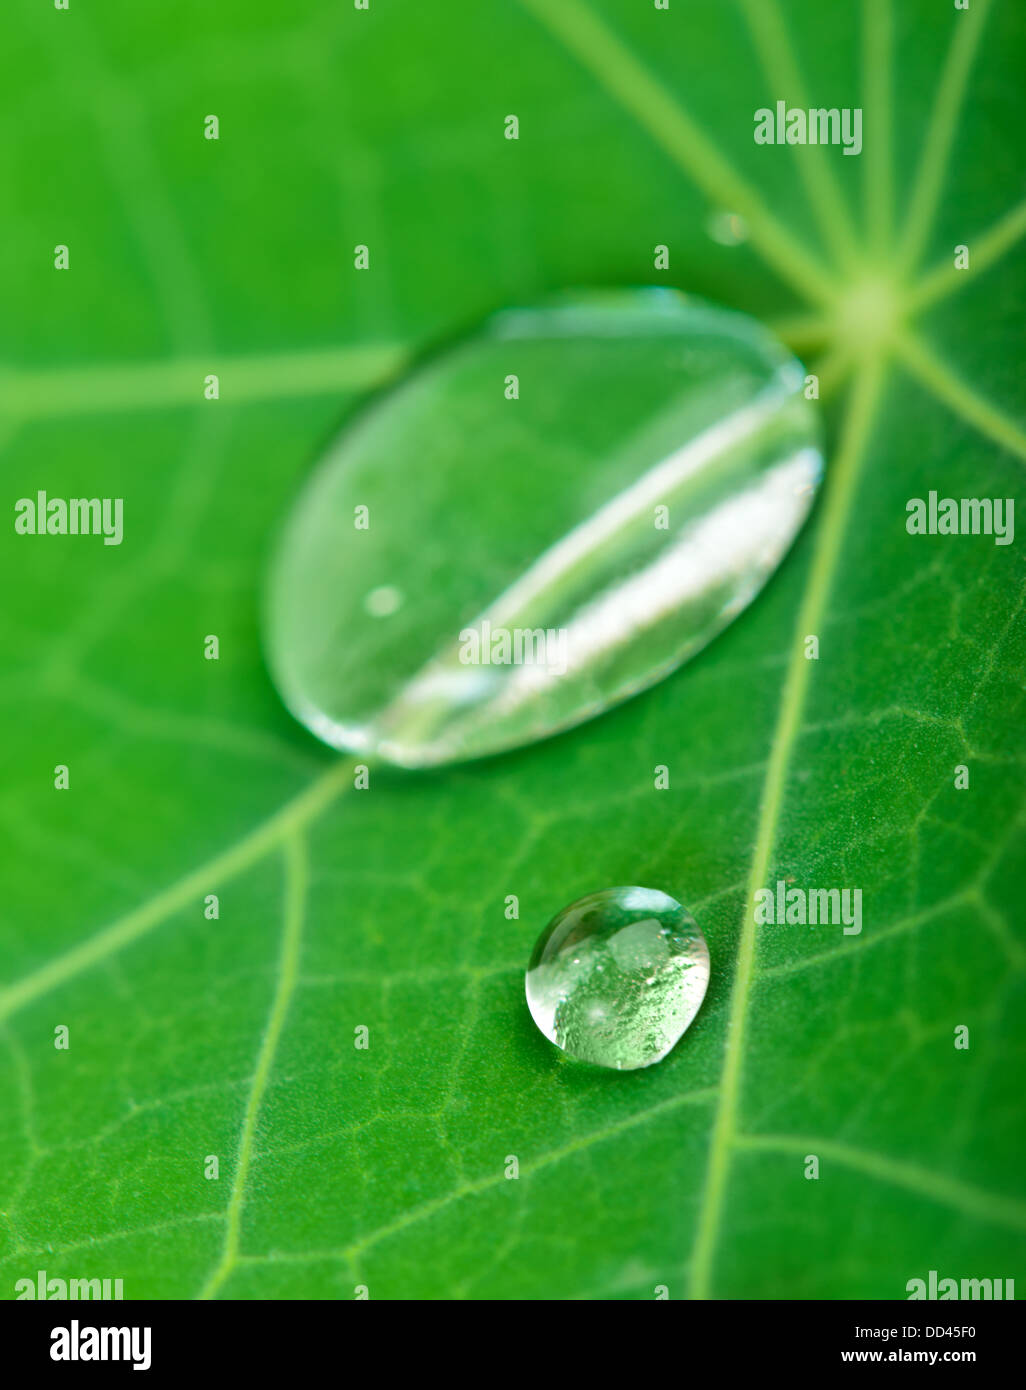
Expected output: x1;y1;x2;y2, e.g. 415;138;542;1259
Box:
364;585;404;618
707;210;749;246
525;887;709;1070
264;290;822;766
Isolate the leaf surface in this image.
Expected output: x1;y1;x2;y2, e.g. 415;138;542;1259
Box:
1;0;1024;1299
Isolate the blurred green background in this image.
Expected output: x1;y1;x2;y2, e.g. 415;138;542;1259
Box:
1;0;1024;1299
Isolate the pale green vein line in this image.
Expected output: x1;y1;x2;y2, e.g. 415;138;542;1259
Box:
3;1027;42;1157
735;1133;1026;1232
58;671;322;776
897;0;993;276
739;0;860;267
974;892;1026;971
517;0;839;305
895;329;1026;463
862;0;894;254
235;1086;719;1270
760;892;974;981
813;344;856;402
0;761;352;1024
3;1213;224;1264
56;13;212;355
909;197;1026;313
2;343;408;421
199;832;310;1301
687;361;885;1300
768;313;833;352
0;415;23;462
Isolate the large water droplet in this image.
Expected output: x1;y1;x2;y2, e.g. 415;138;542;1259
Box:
525;887;709;1070
265;290;822;767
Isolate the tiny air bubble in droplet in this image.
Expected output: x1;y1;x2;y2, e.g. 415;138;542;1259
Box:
525;886;709;1070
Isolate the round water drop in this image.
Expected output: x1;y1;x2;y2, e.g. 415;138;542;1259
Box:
707;210;749;246
364;584;404;618
525;887;709;1070
264;290;822;767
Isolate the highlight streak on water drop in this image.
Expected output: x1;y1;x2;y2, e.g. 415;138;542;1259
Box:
265;290;823;767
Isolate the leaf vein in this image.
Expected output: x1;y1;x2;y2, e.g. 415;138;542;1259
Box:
198;832;310;1300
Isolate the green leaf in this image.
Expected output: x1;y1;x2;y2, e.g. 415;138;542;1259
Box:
2;0;1024;1300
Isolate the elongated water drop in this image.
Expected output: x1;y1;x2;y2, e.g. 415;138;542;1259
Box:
265;290;822;766
525;887;709;1070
